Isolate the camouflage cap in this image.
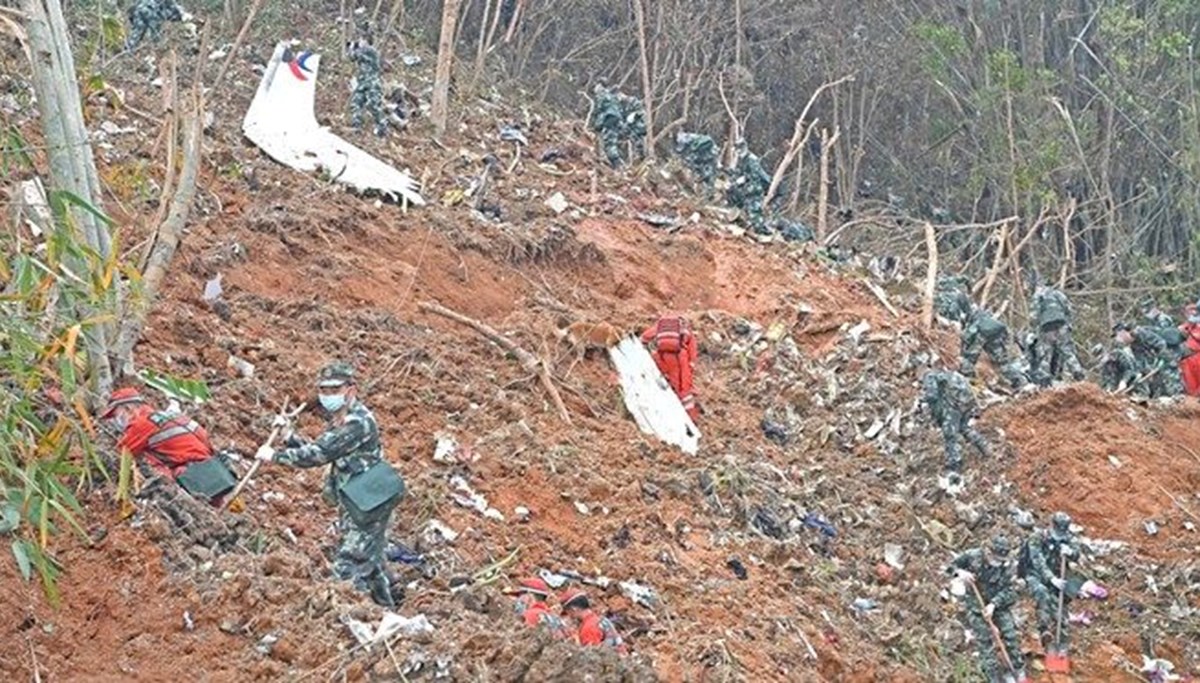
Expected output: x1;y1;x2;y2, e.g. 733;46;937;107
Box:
989;535;1012;557
316;361;356;388
1139;296;1157;311
1050;511;1072;538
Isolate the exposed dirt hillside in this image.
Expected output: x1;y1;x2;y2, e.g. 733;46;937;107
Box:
2;27;1199;683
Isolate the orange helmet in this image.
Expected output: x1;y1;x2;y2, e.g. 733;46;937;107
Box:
518;577;551;598
101;387;146;418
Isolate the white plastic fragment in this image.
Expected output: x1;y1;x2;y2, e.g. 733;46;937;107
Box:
544;192;569;214
619;581;658;608
433;433;457;463
203;273;223;301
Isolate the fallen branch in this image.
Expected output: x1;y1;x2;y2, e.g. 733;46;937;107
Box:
923;222;938;330
418;301;571;424
862;278;899;318
1157;484;1200;524
764;74;854;207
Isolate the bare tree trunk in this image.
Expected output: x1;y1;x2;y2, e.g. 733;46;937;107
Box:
631;0;655;160
503;0;525;43
923;222;938;330
472;0;494;84
764;75;854;207
431;0;462;136
114;107;203;377
816;128;839;241
22;0;114;401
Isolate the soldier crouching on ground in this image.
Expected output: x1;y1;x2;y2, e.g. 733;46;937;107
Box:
254;361;405;607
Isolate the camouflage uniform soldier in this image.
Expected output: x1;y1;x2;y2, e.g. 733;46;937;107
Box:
1019;512;1082;656
921;370;991;475
933;275;974;324
948;536;1028;683
1029;286;1086;386
1098;342;1144;396
618;93;647;161
256;362;399;607
1115;323;1180;397
961;309;1029;389
590;85;625;168
348;40;388;137
935;277;1029;388
726;140;772;234
125;0;189;50
1142;300;1186;396
674;131;718;194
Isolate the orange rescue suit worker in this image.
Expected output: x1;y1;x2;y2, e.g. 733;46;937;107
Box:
101;387;215;481
512;578;569;637
1181;305;1200;396
561;590;627;654
641;315;700;420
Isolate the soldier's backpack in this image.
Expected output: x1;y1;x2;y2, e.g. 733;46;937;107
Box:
340;460;405;526
1157;326;1186;348
975;311;1007;339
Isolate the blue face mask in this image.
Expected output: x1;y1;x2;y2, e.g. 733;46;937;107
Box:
319;393;347;413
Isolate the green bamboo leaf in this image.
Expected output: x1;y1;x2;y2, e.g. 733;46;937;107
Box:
11;539;32;580
0;502;18;534
139;368;211;404
46;499;87;540
47;190;115;227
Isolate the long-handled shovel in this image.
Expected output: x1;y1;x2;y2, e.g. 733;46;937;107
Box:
968;580;1018;678
221;399;304;510
1045;554;1071;673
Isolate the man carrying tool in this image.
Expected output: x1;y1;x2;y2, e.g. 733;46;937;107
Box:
101;387;237;507
948;536;1029;683
254;361;405;607
1114;322;1181;398
1019;511;1083;668
641;315;701;420
560;589;627;654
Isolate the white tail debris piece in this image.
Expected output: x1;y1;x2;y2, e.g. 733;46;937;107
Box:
609;337;700;455
242;42;424;206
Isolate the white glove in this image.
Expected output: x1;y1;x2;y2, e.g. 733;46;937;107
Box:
255;445;276;462
1050;576;1065;591
181;11;194;22
983;602;995;619
955;569;976;583
272;414;290;428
